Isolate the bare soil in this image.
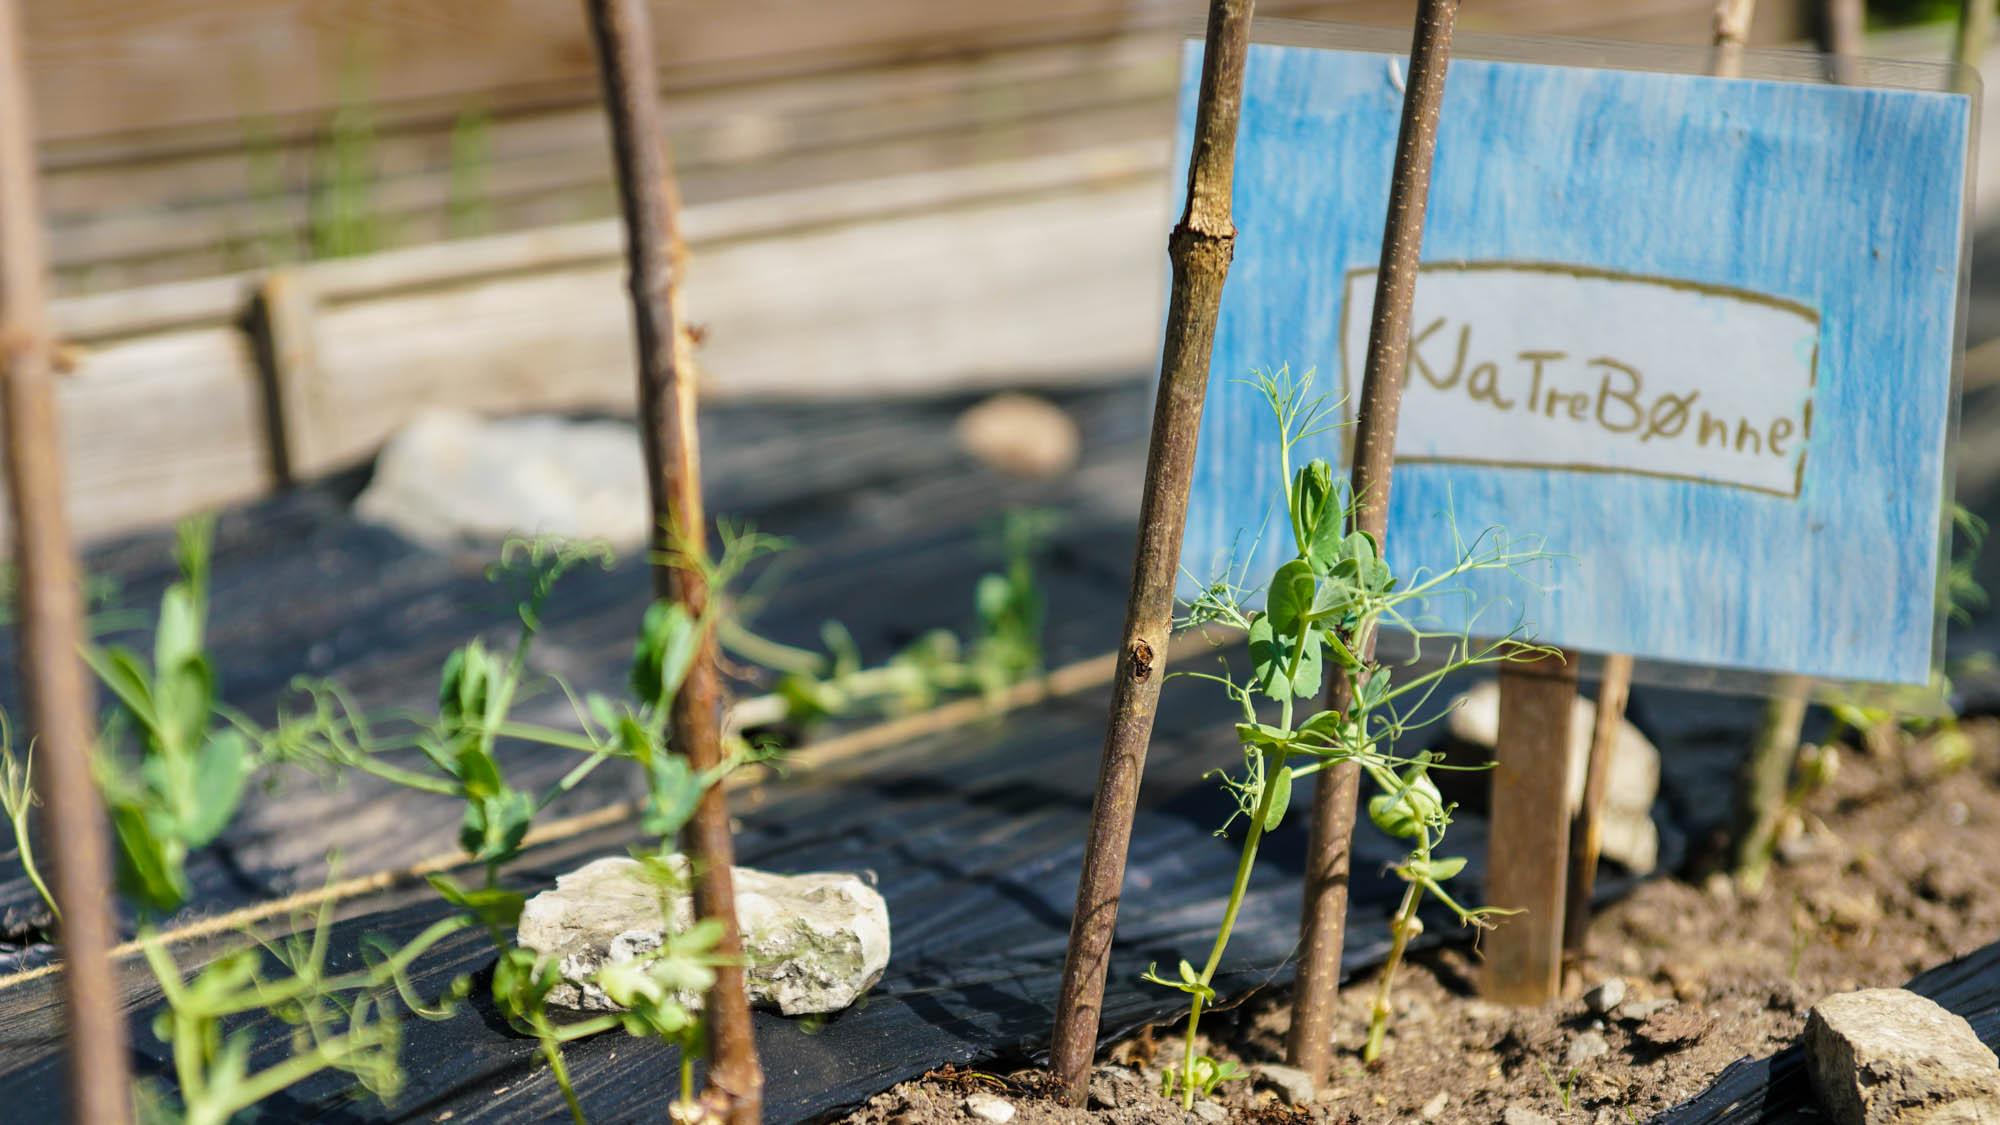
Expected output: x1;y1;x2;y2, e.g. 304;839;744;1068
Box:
838;719;2000;1125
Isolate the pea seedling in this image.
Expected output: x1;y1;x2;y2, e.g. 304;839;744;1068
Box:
1145;369;1549;1103
725;510;1050;727
1;519;471;1122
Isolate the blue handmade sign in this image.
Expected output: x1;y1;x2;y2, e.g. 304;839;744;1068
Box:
1178;38;1973;686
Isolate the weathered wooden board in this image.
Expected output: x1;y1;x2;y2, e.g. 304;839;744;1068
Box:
15;150;1163;546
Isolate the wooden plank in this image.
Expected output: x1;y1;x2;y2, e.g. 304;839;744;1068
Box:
41;39;1178;289
298;173;1165;471
1484;649;1581;1005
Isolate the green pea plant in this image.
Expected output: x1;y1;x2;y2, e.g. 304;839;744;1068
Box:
1;518;472;1123
721;509;1050;730
1143;368;1552;1105
130;889;470;1125
263;525;784;1124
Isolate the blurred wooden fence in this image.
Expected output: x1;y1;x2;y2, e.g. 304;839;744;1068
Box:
15;0;1803;548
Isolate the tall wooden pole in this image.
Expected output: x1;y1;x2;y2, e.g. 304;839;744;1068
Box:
1286;0;1460;1081
0;3;133;1122
1048;0;1256;1102
581;2;761;1120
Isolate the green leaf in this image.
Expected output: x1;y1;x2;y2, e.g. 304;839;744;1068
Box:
84;646;157;729
1178;959;1199;986
438;643;492;728
1265;559;1317;636
1427;855;1468;881
152;655;215;752
153;585;205;678
1233;721;1294;752
109;800;187;915
631;601;699;709
641;752;707;839
428;872;527;930
180;730;248;846
1246;615;1322;701
1293;460;1346;570
1262;767;1294;832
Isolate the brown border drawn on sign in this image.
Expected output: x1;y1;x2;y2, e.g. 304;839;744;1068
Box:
1335;259;1821;500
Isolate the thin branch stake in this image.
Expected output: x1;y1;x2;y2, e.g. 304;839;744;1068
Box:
0;2;134;1121
1048;0;1256;1102
1562;653;1634;961
581;2;762;1119
1287;0;1459;1081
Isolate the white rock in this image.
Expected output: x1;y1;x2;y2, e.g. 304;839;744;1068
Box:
1190;1100;1228;1124
954;393;1080;479
1805;988;2000;1125
357;409;651;549
1254;1062;1316;1106
1421;1091;1450;1119
1446;679;1660;873
516;855;890;1017
1585;978;1628;1016
1503;1108;1555;1125
964;1093;1016;1123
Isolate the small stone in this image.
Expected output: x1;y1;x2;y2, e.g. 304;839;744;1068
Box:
954;393;1081;479
357;410;651;549
964;1093;1016;1123
1805;988;2000;1125
1585;978;1627;1016
1619;997;1677;1021
1090;1067;1146;1110
1421;1091;1450;1119
1568;1030;1612;1067
1503;1108;1556;1125
517;855;890;1016
1254;1063;1316;1106
1190;1100;1228;1123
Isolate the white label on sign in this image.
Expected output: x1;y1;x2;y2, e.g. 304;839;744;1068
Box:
1340;263;1820;497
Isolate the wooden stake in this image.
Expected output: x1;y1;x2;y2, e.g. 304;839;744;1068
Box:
1712;0;1757;77
1562;653;1634;962
0;2;134;1121
1286;0;1460;1080
581;2;761;1120
1958;0;1994;86
1048;0;1256;1102
1483;650;1580;1005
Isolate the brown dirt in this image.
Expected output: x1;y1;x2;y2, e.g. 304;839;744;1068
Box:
837;718;2000;1125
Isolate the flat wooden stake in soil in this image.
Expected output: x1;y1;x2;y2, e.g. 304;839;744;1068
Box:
582;0;763;1119
1049;0;1257;1102
0;1;134;1120
1484;650;1581;1005
1287;0;1461;1081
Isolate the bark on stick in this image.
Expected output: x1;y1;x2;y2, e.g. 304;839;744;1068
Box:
0;1;133;1120
582;2;762;1118
1048;0;1257;1102
1287;0;1460;1081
